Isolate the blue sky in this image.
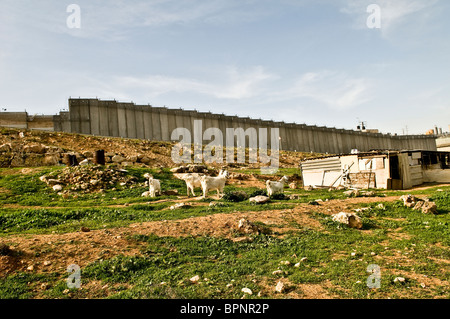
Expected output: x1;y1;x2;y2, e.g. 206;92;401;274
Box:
0;0;449;135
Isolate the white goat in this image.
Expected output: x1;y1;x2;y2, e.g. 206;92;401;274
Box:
184;173;203;197
266;175;289;197
200;170;228;198
143;173;161;197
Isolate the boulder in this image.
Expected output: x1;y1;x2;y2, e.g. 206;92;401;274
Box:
344;189;360;197
237;218;260;234
0;144;11;153
413;199;437;214
43;155;59;166
332;212;363;229
139;156;152;164
399;194;418;208
23;144;47;154
52;185;63;192
249;195;270;204
112;155;126;163
275;281;285;293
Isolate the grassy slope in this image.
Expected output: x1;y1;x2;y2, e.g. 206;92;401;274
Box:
0;166;449;299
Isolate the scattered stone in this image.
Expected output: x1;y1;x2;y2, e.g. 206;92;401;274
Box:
79;158;91;166
43;260;52;266
249;195;270;204
275;281;285;293
279;260;291;266
0;144;11;152
414;200;437;214
332;212;363;229
362;191;376;197
170;203;191;210
80;227;90;232
112;155;126;163
190;275;200;283
237;219;260;234
27;265;34;271
52;185;63;192
272;270;283;275
209;201;227;207
393;277;406;283
376;203;386;210
289;182;297;189
241;288;253;295
399;195;418;208
400;195;437;214
344;189;360;197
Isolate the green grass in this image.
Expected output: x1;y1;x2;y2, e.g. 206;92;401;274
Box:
0;166;449;299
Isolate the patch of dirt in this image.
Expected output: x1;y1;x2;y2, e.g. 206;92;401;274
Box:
258;277;337;299
0;195;407;278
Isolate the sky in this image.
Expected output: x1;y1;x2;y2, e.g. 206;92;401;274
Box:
0;0;449;135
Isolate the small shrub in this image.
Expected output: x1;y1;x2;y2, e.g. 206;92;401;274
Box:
250;189;267;197
0;244;13;256
270;193;287;200
222;190;249;202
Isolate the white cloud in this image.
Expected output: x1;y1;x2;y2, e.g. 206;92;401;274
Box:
109;65;277;100
277;71;372;110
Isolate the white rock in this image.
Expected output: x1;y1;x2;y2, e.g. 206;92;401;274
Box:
249;195;270;204
279;260;291;266
275;281;285;293
52;185;63;192
272;270;283;275
79;159;90;166
190;275;200;283
332;212;363;229
241;287;253;295
393;277;406;283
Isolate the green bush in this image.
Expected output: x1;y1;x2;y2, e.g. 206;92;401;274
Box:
249;189;267;197
222;190;249;202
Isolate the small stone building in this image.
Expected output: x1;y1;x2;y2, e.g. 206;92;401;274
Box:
300;150;450;190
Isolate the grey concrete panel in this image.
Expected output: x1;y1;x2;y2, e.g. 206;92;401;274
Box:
125;104;137;138
134;106;145;139
159;109;169;141
88;99;100;135
117;104;127;138
98;101;110;137
143;108;153;140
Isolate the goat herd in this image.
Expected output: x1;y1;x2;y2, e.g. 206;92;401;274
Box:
142;170;290;199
